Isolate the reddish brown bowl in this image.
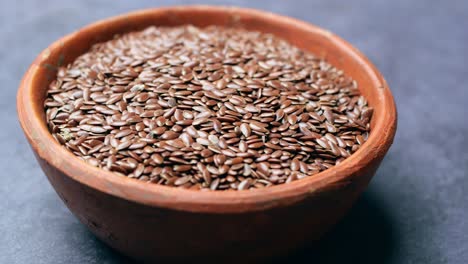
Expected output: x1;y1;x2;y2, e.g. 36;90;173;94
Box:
17;5;397;263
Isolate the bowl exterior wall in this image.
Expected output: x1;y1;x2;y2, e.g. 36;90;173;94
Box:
34;150;382;262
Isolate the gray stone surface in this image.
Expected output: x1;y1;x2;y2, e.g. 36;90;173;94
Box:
1;0;467;263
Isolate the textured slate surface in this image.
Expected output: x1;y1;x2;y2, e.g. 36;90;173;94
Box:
1;1;467;263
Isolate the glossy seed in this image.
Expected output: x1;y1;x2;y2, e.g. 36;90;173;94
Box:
174;165;192;173
240;123;251;137
238;178;252;190
249;121;268;133
174;175;191;185
151;154;164;165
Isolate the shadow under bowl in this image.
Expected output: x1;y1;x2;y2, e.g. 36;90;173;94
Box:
17;5;397;263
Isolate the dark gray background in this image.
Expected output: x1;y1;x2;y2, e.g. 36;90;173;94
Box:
1;0;467;263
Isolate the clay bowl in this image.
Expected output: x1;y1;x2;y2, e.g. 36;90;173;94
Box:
17;5;397;263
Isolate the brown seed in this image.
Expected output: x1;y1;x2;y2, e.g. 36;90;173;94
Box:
196;137;211;146
257;162;270;176
174;176;192;185
248;142;264;149
229;95;245;106
152;127;167;136
179;133;193;146
238;178;252;190
361;107;374;120
242;164;252;176
316;138;330;149
134;164;144;177
202;169;212;184
274;109;284;122
212;119;222;133
81;125;108;134
192;117;210;126
116;141;132;151
339;148;350;157
291;159;300;171
186;126;199;138
200;149;213;158
325;133;338;145
161;131;179;140
169;139;185;149
221;149;236;157
192;143;203;151
245;104;260;113
210;178;220;190
271;150;282;159
129;141;147;150
227;157;244;165
115;129;132;139
356;134;365;145
249;121;268;133
287;114;298;125
174;165;192;173
283;105;297;114
323;108;334;124
240;123;251;137
218;137;228;149
151;154;164;165
325;122;337;133
208;134;219;145
239;140;248;152
106;155;116;169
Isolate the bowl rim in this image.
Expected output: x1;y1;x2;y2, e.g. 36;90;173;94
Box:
17;5;397;213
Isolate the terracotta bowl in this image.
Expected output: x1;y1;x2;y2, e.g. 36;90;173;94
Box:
17;5;397;263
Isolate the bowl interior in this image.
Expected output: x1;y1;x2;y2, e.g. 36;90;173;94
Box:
19;6;396;213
